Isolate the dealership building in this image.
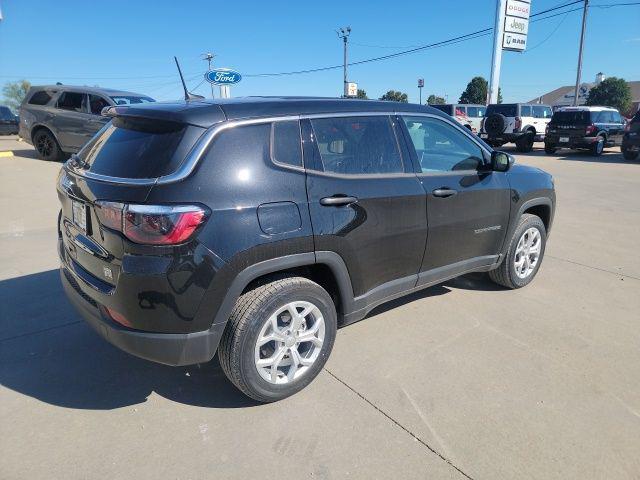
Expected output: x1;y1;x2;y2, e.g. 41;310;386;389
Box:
529;73;640;115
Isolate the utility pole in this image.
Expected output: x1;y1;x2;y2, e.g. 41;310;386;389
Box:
337;27;351;97
202;52;216;99
573;0;589;106
488;0;506;105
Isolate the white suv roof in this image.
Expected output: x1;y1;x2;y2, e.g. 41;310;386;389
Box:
558;106;617;112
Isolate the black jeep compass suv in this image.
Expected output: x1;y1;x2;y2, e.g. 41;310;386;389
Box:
58;98;555;402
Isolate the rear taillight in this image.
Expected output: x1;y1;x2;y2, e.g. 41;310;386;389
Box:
515;116;522;131
95;202;207;245
585;124;597;135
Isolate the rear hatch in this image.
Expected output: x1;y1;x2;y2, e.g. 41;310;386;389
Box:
58;104;223;291
549;110;591;139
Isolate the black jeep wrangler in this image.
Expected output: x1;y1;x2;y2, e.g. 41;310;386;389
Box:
58;98;555;402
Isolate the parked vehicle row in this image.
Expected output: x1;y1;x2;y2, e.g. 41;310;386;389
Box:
57;97;555;402
19;85;154;161
430;103;486;133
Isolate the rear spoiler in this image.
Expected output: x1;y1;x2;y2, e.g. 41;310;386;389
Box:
101;102;226;128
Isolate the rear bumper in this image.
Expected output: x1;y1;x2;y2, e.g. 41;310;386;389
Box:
545;134;599;149
480;131;544;143
60;262;225;366
623;132;640;149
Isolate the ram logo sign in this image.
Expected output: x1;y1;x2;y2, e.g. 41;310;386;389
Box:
205;69;242;86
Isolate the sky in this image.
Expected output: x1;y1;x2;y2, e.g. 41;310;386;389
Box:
0;0;638;104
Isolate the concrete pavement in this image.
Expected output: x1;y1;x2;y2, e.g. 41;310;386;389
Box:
1;136;639;479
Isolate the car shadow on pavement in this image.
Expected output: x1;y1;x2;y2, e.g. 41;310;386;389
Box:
0;269;259;410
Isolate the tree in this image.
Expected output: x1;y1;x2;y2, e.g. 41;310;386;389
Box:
356;89;368;99
2;80;31;111
426;94;446;105
586;77;632;114
379;90;408;103
458;76;503;104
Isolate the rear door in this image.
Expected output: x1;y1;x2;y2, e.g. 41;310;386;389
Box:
399;114;510;284
86;94;112;136
609;111;625;145
303;114;428;299
51;91;95;151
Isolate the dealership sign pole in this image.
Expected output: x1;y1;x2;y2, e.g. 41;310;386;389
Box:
488;0;531;104
205;68;242;99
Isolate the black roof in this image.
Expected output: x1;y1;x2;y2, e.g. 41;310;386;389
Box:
107;96;448;128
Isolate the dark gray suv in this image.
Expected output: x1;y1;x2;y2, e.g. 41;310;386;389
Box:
19;85;154;161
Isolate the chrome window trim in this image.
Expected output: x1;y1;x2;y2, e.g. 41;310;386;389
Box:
66;110;491;186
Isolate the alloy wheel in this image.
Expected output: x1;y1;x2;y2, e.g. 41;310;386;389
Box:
254;301;325;384
514;227;541;279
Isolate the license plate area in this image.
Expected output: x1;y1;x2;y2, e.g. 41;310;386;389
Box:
560;137;569;143
72;200;87;232
480;133;488;139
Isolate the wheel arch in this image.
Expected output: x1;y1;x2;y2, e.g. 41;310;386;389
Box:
211;252;355;329
30;124;61;146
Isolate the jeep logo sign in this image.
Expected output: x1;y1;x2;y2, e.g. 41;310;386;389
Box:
205;69;242;86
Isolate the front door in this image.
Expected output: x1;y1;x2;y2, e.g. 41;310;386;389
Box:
398;115;511;285
302;115;428;300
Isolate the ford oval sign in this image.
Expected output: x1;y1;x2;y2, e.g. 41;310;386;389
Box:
205;68;242;86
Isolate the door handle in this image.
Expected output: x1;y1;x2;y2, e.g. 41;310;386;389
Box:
432;188;458;198
320;195;358;206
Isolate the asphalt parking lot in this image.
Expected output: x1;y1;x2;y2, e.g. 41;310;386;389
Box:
1;135;639;480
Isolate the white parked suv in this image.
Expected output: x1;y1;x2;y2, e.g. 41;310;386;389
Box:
480;103;553;152
431;104;486;133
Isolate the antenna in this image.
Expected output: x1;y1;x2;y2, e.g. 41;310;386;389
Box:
174;56;205;101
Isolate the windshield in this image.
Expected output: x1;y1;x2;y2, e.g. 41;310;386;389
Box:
486;104;518;117
109;95;155;105
551;111;591;124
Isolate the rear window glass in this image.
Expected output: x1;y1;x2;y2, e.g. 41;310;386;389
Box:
56;92;85;112
551;111;591;124
77;117;200;179
28;90;53;105
486;104;518;117
110;96;155;105
0;107;14;120
431;104;453;115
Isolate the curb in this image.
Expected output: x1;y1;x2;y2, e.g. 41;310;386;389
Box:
0;151;14;158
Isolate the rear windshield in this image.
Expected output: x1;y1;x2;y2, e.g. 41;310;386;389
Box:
110;96;155;105
551;111;591;124
486;104;518;117
430;104;453;115
76;117;202;179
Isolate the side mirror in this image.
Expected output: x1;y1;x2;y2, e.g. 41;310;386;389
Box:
491;151;514;172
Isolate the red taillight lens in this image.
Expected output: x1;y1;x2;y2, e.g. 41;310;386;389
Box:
515;116;522;130
124;205;206;245
95;202;207;245
103;306;132;328
585;124;596;135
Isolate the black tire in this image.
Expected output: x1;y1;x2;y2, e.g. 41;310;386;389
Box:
621;144;639;161
33;129;63;161
544;143;557;154
590;135;605;156
219;276;337;403
488;214;547;289
516;131;535;153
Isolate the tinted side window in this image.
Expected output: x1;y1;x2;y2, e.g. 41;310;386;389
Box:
310;116;403;175
0;107;13;120
56;92;85;112
455;106;466;116
597;111;612;123
520;105;531;117
28;90;53;105
611;111;623;124
271;120;302;167
467;106;478;117
403;116;484;172
88;95;110;115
